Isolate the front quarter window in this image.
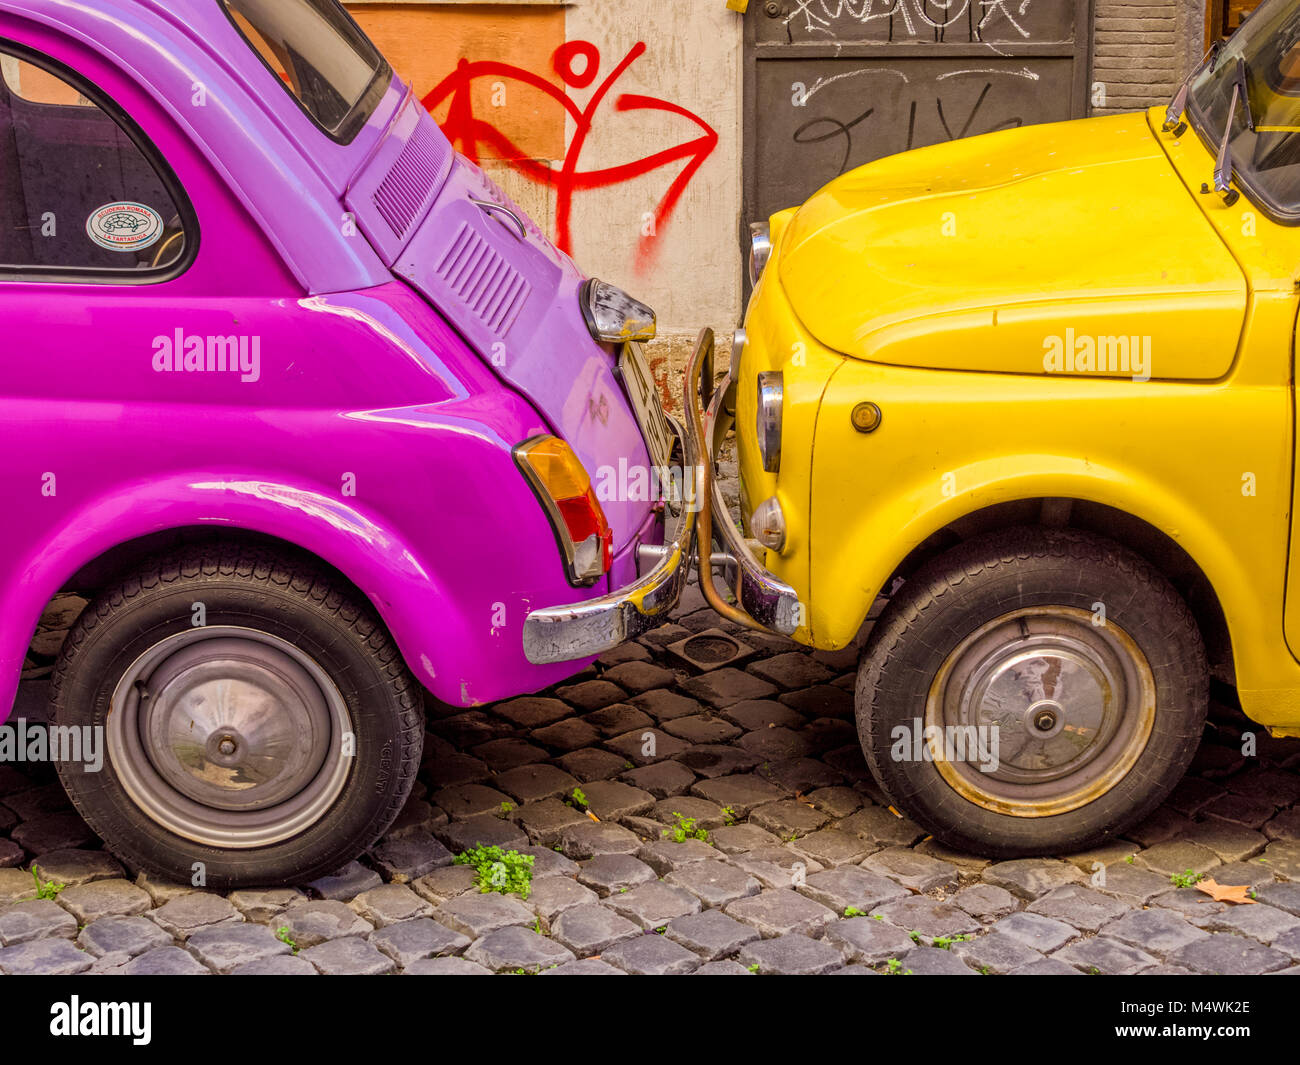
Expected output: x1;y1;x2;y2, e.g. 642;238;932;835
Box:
220;0;389;143
1187;0;1300;221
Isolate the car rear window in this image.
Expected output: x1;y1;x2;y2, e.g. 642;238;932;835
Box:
220;0;389;143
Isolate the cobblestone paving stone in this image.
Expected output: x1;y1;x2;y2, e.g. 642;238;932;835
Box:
6;582;1300;974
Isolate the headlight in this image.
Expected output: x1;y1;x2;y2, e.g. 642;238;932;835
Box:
757;370;783;473
748;221;772;286
580;279;656;343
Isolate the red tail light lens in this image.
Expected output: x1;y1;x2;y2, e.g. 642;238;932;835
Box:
514;436;613;585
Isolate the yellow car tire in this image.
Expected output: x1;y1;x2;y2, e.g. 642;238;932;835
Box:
855;527;1207;857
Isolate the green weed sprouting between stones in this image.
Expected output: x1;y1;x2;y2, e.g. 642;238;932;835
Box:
843;906;867;918
276;926;299;954
567;787;588;810
30;867;65;900
497;801;515;819
747;962;760;973
662;811;710;844
1170;868;1203;889
884;958;911;975
932;934;972;951
721;806;738;827
454;845;536;901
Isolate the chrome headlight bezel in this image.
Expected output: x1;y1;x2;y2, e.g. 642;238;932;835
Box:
580;278;656;343
748;221;772;287
757;370;783;474
732;328;748;365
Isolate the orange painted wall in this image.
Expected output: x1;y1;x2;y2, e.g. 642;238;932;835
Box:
346;3;566;161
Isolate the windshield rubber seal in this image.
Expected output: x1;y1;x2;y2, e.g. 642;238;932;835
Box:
1185;63;1300;226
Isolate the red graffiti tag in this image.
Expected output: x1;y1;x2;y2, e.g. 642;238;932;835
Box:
423;42;718;272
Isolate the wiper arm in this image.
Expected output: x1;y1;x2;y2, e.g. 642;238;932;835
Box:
1165;40;1223;133
1213;57;1256;206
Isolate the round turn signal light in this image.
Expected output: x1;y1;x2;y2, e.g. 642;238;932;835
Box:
851;402;882;433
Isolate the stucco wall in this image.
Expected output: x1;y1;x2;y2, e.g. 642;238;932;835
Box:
347;1;744;408
562;2;743;334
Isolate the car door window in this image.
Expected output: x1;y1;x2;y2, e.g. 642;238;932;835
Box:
0;45;193;278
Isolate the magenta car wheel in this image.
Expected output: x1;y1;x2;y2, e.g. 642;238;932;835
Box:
107;627;354;849
51;547;423;889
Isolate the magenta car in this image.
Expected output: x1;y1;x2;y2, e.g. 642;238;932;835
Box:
0;0;692;886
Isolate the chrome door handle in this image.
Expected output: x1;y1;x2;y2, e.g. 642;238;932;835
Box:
470;197;527;241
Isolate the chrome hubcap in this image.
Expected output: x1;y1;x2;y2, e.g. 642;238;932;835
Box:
926;607;1155;817
109;627;352;848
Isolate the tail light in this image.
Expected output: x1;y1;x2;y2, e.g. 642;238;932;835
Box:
514;436;613;586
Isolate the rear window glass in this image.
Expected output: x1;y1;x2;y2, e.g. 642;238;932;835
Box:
221;0;388;142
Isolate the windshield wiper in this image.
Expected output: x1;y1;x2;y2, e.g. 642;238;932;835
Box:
1213;56;1256;206
1165;40;1223;134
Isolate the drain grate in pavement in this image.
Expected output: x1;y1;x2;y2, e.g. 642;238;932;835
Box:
667;628;754;673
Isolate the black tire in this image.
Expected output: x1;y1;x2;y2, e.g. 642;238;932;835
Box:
856;527;1207;857
50;546;423;889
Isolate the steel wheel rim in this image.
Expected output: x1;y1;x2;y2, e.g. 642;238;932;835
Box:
924;607;1155;817
108;626;352;848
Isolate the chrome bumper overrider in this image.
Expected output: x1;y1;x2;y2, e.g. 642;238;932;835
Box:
684;328;801;636
522;417;696;665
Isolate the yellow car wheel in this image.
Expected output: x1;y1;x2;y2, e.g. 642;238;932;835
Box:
856;527;1207;858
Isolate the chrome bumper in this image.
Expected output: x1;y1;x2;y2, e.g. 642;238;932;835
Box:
522;417;696;665
684;329;801;636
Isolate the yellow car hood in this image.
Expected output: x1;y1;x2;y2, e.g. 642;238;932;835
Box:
778;113;1247;380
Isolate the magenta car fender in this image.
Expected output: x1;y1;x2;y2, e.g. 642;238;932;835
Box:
0;0;693;886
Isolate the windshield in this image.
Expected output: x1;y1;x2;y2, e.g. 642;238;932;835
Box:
1187;0;1300;219
220;0;389;143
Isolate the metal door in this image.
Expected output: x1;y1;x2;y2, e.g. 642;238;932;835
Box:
744;0;1094;244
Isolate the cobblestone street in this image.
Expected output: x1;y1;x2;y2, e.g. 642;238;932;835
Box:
3;581;1300;976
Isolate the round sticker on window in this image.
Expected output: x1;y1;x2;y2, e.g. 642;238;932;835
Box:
86;201;164;252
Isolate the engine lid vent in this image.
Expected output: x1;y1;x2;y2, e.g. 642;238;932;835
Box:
435;221;531;335
374;120;450;241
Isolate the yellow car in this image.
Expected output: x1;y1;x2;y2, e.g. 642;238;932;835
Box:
686;0;1300;857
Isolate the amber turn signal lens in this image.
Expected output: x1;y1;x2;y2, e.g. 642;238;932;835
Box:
519;436;590;498
851;402;882;433
515;436;613;585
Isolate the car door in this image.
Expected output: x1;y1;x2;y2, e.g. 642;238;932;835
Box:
0;31;311;702
0;39;198;651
